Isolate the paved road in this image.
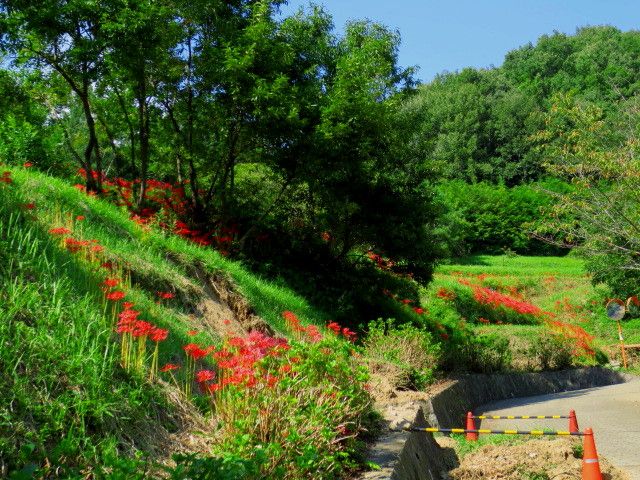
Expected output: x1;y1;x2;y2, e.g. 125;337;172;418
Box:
476;378;640;479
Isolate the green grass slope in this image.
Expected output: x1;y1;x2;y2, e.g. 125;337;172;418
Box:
0;166;344;477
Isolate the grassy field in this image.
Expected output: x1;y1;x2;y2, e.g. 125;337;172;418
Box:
423;254;640;370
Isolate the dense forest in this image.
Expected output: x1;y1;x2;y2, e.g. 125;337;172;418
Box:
1;1;640;477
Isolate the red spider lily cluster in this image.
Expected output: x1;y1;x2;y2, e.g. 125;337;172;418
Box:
117;303;169;377
327;321;357;342
366;250;395;271
157;291;175;300
282;311;322;343
436;287;456;301
76;169;238;253
472;285;543;317
546;320;595;357
178;330;291;398
0;171;12;184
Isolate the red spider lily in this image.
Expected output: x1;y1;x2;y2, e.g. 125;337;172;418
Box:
436;288;456;301
327;321;341;335
440;333;450;340
103;278;120;288
23;203;35;210
223;319;231;325
305;325;323;343
157;291;175;300
413;307;425;315
49;227;71;236
183;343;209;360
105;290;125;301
91;245;104;253
101;261;114;270
187;330;198;336
401;299;413;304
76;215;85;221
64;238;90;253
279;364;292;374
150;327;169;342
73;184;86;192
195;369;216;383
342;327;357;342
23;162;33;168
132;320;154;338
160;363;180;372
122;301;135;310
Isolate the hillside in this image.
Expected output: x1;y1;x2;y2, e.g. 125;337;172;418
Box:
0;165;372;478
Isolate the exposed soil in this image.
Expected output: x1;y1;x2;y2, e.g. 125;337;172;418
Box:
442;437;629;480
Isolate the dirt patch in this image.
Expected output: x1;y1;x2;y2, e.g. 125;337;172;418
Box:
188;263;273;338
446;437;629;480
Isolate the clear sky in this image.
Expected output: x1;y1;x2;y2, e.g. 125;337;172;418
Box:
278;0;640;82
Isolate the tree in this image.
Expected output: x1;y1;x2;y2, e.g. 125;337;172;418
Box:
534;93;640;296
0;0;106;191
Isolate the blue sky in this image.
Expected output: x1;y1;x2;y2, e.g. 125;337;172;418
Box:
279;0;640;82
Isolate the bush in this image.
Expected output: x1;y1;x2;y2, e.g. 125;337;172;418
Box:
362;319;440;391
527;331;574;370
444;333;512;373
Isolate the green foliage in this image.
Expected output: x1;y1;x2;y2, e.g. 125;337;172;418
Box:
527;331;574;370
406;26;640;185
535;93;640;297
436;179;571;255
362;319;440;390
0;182;168;475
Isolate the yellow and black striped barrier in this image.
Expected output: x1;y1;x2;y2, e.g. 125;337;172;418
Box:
403;427;585;436
472;414;567;419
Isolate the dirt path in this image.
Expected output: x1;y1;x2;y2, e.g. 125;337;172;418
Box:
475;377;640;479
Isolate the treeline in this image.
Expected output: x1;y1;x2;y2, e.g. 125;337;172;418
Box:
1;5;639;305
405;26;640;185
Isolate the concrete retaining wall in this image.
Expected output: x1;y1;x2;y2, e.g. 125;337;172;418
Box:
361;367;633;480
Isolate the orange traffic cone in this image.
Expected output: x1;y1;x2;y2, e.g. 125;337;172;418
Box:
465;411;478;441
582;427;602;480
568;409;579;434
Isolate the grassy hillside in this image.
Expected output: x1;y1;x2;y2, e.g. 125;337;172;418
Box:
0;166;371;478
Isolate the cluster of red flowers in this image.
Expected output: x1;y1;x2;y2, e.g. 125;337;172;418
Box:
157;291;175;300
184;330;292;394
326;321;357;342
436;288;456;301
76;169;238;254
0;171;12;184
472;285;543;317
282;311;323;343
117;304;169;343
366;250;395;271
547;320;595;357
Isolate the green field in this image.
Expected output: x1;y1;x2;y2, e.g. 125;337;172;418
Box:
423;254;640;370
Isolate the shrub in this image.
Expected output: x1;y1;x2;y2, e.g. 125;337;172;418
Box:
527;331;574;370
444;333;512;373
362;319;440;391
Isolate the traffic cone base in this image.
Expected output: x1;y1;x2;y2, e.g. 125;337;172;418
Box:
582;427;602;480
465;411;478;441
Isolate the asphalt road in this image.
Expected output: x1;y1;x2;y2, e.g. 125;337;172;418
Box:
476;378;640;479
